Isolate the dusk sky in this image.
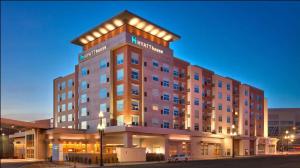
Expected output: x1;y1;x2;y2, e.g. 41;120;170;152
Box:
1;2;300;121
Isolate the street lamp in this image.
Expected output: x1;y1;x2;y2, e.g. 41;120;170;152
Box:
284;130;295;154
231;125;237;158
97;111;106;167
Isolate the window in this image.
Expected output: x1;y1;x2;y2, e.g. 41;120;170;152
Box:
226;83;230;90
62;104;66;111
218;104;222;110
161;65;169;73
131;69;139;80
57;116;61;123
152;75;159;81
194;73;199;80
218;81;222;88
61;82;66;90
117;69;124;81
173;83;179;90
81;121;87;129
100;59;107;69
100;103;107;113
245;90;249;96
131;99;139;111
195;110;199;119
81;94;87;103
227;127;231;134
68;125;73;129
68;91;72;99
81;107;87;116
68;79;73;88
227;95;231;101
173;68;179;77
81;67;88;77
218;127;222;133
244;100;248;106
57;83;61;91
100;74;107;84
194;98;200;105
61;93;66;100
117;115;124;126
163;107;169;115
173;95;179;104
117;53;124;65
68;102;73;110
81;81;88;90
61;115;66;122
131;52;139;64
99;88;107;99
163;121;170;128
132;115;139;125
173;108;179;116
117;100;124;111
227;116;231;123
162;80;169;87
152;105;159;111
152;60;159;68
218;92;222;99
117;84;124;96
131;84;139;95
227;106;231;112
68;114;73;122
218;116;222;122
57;105;60;112
195;123;199;131
194;85;199;93
162;93;169;101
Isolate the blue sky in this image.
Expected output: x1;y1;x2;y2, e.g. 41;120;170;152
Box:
1;1;300;121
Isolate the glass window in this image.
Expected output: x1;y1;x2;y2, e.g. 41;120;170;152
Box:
68;102;73;110
62;104;66;111
227;95;231;101
81;107;87;116
117;100;124;111
152;105;159;111
173;68;179;77
162;80;169;87
68;125;73;129
131;115;139;125
68;91;72;99
57;83;61;90
117;69;124;81
152;75;159;81
162;93;169;101
152;60;159;68
245;90;249;96
61;82;66;90
99;88;107;99
81;81;88;90
218;104;222;110
68;114;72;122
227;116;231;123
81;67;88;77
57;116;61;123
81;121;87;129
61;115;66;122
131;52;139;64
131;99;139;111
163;121;170;128
218;92;222;99
195;110;199;119
61;93;66;100
218;116;222;122
100;74;107;84
162;65;169;73
57;105;60;112
245;100;248;106
173;95;179;104
173;108;179;116
117;115;124;126
100;103;107;112
218;127;222;133
131;69;139;80
117;53;124;65
173;83;179;90
100;59;107;69
194;98;200;105
226;83;230;90
194;85;199;93
117;84;124;96
81;94;87;103
131;84;139;95
68;79;73;88
218;81;222;88
227;106;231;112
163;107;169;115
194;72;199;80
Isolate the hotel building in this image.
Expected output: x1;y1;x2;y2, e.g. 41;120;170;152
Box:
7;10;277;161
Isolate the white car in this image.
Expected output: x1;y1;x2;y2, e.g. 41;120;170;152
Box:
168;154;190;162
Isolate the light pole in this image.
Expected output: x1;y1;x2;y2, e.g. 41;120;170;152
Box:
231;125;237;158
284;130;295;155
97;111;106;167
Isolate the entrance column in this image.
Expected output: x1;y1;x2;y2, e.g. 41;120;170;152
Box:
52;139;64;161
164;135;169;160
123;132;132;148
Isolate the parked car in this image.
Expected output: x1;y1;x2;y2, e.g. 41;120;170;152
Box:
168;154;190;162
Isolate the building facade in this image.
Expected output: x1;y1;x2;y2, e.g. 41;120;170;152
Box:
9;10;277;162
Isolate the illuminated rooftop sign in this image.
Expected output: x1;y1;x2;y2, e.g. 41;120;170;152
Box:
79;45;107;61
131;36;164;54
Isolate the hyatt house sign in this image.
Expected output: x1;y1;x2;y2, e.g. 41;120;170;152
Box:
131;36;164;54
